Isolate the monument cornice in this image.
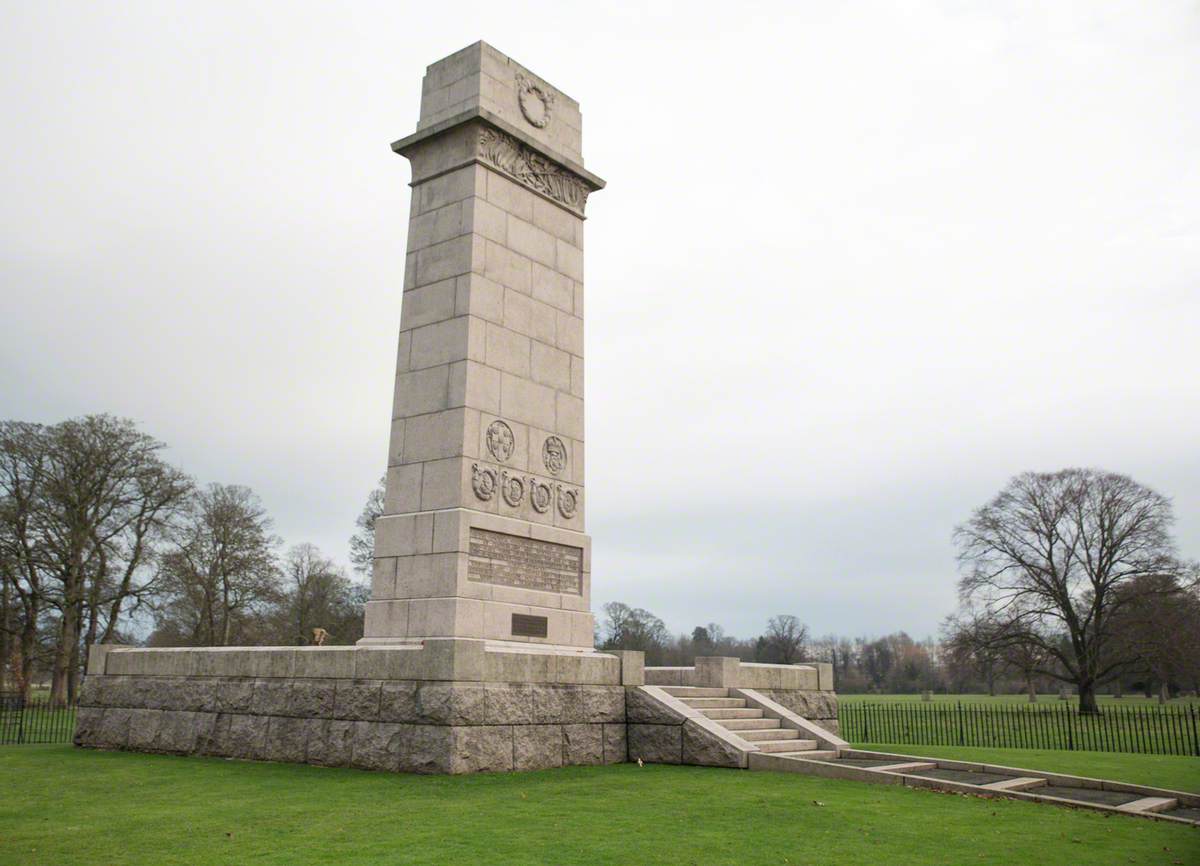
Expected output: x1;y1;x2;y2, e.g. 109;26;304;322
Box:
392;109;605;217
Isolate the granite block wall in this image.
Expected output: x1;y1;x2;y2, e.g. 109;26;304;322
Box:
75;675;626;774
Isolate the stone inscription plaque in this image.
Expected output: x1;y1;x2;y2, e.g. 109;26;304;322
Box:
467;528;582;595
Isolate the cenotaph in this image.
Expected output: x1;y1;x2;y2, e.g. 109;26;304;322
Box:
360;41;604;652
72;43;839;774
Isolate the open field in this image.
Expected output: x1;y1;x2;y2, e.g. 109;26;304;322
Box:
0;746;1196;866
856;743;1200;793
840;693;1200;707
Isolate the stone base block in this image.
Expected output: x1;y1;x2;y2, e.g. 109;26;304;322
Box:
75;672;626;776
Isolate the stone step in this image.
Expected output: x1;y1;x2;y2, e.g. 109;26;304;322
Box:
660;686;729;698
754;739;818;753
738;728;802;743
702;708;763;720
1115;796;1178;814
777;749;839;761
981;777;1047;792
718;718;781;731
679;697;746;709
748;751;838;771
874;761;937;773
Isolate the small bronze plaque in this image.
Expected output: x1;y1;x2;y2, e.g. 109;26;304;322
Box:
511;613;548;639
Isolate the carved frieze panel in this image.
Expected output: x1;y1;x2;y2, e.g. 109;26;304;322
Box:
478;126;590;215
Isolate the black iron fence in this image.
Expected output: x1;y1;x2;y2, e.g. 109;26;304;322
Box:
840;701;1200;756
0;692;77;745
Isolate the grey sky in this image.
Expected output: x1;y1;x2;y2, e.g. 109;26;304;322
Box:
3;2;1198;641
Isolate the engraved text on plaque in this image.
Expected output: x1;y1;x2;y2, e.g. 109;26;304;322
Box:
467;528;583;595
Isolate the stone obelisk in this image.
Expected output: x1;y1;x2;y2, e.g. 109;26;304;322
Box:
360;42;605;652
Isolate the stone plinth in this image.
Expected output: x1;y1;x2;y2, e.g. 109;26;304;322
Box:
75;642;630;773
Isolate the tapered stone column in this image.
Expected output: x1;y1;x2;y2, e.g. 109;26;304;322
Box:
361;42;605;651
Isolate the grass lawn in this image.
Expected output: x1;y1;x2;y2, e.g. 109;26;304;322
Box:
1;746;1197;865
857;743;1200;793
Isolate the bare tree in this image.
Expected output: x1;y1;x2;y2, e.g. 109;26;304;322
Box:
599;602;670;661
1108;573;1199;703
0;417;191;703
763;615;808;665
272;543;366;645
154;484;280;646
943;613;1010;696
955;469;1183;713
0;422;49;697
348;476;385;578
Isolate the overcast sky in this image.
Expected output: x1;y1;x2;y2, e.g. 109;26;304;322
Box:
3;2;1197;642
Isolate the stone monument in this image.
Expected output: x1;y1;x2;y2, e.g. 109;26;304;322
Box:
361;41;603;651
72;43;839;774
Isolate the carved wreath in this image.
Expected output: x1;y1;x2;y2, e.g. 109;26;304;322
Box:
556;485;578;519
471;464;497;501
529;479;553;514
500;471;524;507
515;73;555;128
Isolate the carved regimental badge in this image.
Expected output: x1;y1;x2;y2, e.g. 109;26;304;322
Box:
542;436;567;476
515;73;554;128
556;485;579;519
500;471;524;507
485;420;515;463
529;479;552;514
471;464;497;501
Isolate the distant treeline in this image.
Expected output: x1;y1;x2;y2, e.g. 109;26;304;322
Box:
0;415;369;706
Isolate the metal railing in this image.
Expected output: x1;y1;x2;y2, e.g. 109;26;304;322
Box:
840;701;1200;756
0;692;77;745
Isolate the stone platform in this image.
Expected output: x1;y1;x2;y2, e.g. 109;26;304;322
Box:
75;641;632;774
74;645;839;775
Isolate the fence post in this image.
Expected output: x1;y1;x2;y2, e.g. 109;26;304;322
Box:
957;701;964;746
16;696;26;746
1191;705;1199;758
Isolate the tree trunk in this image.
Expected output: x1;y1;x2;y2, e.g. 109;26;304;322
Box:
1026;677;1037;703
0;578;10;692
1158;682;1169;705
50;602;80;708
1078;680;1099;714
1114;681;1123;699
18;611;36;700
67;598;83;703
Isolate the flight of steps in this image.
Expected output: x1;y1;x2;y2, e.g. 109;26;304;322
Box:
661;686;835;757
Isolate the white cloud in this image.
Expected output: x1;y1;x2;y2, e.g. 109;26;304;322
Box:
2;1;1197;638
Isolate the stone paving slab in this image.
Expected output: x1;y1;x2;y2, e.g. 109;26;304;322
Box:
910;768;1014;786
1025;785;1142;807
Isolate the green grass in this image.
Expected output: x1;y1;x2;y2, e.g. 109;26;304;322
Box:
856;743;1200;793
0;746;1196;865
